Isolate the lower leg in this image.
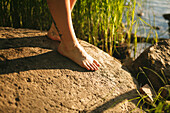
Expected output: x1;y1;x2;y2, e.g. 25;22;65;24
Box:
47;0;76;41
47;0;100;70
70;0;77;11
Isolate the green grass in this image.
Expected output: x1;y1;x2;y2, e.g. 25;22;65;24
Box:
72;0;137;56
132;67;170;112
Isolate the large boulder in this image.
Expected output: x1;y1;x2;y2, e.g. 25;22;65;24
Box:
0;27;141;113
163;14;170;21
132;39;170;91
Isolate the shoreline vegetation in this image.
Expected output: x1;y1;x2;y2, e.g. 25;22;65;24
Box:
0;0;160;58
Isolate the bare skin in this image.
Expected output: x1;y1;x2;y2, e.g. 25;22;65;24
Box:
47;22;61;41
47;0;100;70
47;0;76;41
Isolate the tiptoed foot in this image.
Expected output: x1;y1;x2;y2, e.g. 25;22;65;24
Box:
47;22;61;41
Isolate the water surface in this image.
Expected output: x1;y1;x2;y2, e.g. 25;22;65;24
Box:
136;0;170;39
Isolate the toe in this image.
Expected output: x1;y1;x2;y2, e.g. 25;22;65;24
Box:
93;60;100;67
82;61;90;70
92;63;99;70
90;62;98;71
86;61;94;71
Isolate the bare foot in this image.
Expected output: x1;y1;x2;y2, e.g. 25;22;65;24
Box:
58;42;100;71
47;22;61;41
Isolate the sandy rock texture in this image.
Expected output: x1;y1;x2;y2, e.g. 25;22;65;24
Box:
0;27;142;113
132;39;170;91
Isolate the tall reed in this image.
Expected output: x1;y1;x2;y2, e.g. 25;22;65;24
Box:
72;0;137;56
0;0;51;30
0;0;157;57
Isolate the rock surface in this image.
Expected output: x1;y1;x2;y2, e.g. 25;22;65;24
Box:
0;27;142;113
163;13;170;21
132;39;170;91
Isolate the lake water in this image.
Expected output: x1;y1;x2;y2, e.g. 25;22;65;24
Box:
135;0;170;39
130;42;151;58
128;0;170;58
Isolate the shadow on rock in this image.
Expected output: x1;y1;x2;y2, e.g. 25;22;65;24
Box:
0;36;59;50
0;36;88;74
89;89;141;113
